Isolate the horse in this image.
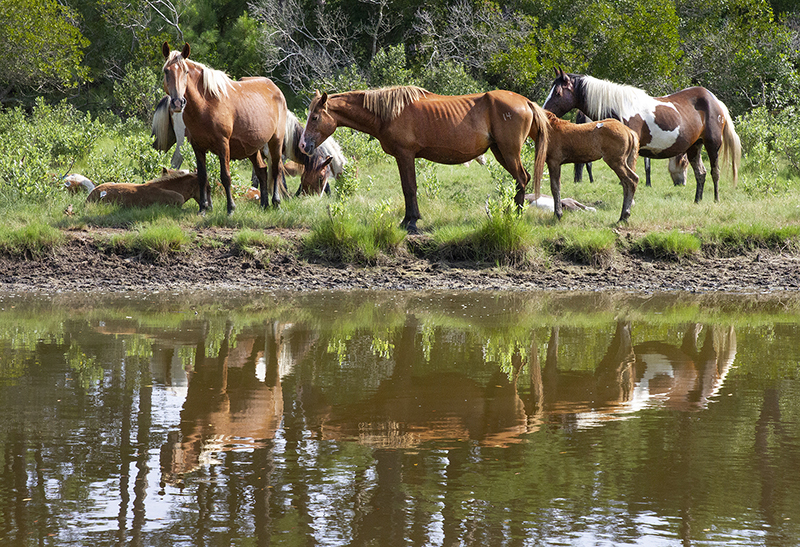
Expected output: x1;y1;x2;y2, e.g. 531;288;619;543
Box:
160;42;288;214
299;86;550;233
86;169;210;207
544;111;639;221
543;69;741;203
525;193;596;213
281;111;347;196
571;110;689;188
64;174;96;193
154;97;345;198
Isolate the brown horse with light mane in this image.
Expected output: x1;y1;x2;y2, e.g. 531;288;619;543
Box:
544;111;640;222
86;169;210;207
160;42;288;214
299;86;549;233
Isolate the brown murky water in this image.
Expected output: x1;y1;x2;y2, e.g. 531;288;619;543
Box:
1;290;799;546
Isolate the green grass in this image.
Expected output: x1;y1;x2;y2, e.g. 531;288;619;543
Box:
110;219;193;258
0;222;65;259
4;125;800;268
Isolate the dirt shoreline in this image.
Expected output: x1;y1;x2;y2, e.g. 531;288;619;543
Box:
1;229;799;294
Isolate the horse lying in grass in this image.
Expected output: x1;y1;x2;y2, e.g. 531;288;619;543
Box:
544;111;639;222
525;193;597;213
86;169;210;208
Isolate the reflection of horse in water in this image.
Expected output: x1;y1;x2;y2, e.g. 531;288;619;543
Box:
526;323;737;426
158;322;290;484
297;315;532;447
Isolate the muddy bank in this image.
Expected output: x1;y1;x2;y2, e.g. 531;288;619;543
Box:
1;229;798;294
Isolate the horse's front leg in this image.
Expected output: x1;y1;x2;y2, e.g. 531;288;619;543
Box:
194;149;212;214
395;155;421;234
219;151;236;215
550;163;563;220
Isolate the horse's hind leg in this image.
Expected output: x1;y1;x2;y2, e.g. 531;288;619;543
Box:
193;149;212;213
607;158;639;222
705;144;722;202
218;149;236;215
686;142;706;202
266;136;284;208
490;144;530;210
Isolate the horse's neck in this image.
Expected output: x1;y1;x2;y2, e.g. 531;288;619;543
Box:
330;93;381;136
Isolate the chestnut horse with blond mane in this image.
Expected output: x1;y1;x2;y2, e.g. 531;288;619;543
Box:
299;86;549;233
160;42;288;214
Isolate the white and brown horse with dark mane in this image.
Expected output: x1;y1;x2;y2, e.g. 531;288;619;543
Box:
543;69;741;203
299;86;549;233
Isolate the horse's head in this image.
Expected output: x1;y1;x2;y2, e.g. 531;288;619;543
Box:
162;42;192;113
299;155;333;196
543;68;578;117
300;91;336;156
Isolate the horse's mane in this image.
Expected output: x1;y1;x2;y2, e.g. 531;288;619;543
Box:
545;110;573;129
316;135;347;177
578;75;655;120
163;50;233;100
284;111;303;159
363;85;429;121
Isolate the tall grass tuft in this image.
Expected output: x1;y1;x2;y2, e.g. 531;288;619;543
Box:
633;230;702;260
110;219;193;259
0;222;65;259
546;226;618;267
699;222;800;254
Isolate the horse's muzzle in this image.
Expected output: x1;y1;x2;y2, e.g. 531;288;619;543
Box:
170;97;187;113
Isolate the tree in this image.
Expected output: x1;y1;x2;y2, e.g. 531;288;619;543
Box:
0;0;89;104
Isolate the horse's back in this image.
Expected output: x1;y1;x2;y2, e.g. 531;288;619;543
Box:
87;182;186;207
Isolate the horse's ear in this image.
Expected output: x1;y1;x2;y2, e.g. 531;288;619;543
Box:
554;67;561;77
162;42;171;59
319;92;328;107
181;42;191;59
321;155;333;168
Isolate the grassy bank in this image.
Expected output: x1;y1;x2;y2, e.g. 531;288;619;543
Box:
1;104;799;267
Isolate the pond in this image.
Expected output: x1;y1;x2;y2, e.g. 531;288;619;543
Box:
1;290;799;546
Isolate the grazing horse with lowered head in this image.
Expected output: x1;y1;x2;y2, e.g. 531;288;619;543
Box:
160;42;288;214
86;169;210;208
543;69;741;203
281;111;347;196
299;86;549;233
544;111;640;221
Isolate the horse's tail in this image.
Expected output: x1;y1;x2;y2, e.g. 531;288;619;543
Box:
527;101;550;199
152;96;177;151
717;98;741;187
283;111;301;162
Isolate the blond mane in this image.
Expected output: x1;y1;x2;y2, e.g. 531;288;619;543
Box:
163;50;232;100
363;85;429;121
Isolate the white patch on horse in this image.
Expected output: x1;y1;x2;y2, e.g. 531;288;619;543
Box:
100;190;107;198
637;100;680;152
595;122;604;128
503;112;512;121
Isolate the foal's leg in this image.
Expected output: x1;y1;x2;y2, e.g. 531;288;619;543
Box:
395;154;421;233
686;142;707;203
549;162;564;220
249;153;269;208
608;158;639;222
644;157;651;187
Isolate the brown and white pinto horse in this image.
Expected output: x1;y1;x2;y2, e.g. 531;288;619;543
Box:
160;42;288;214
543;70;741;203
299;86;549;233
